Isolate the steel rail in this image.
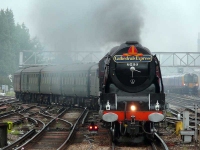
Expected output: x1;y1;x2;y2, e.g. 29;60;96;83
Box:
154;132;169;150
57;107;88;150
81;109;89;125
15;113;55;150
4;118;45;150
2;129;36;150
16;107;69;150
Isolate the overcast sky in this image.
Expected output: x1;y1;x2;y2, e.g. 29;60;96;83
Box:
1;0;200;52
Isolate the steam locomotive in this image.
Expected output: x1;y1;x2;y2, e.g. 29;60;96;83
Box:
98;41;165;143
14;41;166;143
162;73;199;95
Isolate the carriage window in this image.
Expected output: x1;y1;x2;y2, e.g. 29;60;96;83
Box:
32;75;33;84
45;74;47;84
193;76;198;83
185;74;197;83
44;74;46;84
48;75;50;84
29;75;31;84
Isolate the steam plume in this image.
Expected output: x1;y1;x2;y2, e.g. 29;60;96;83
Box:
30;0;144;51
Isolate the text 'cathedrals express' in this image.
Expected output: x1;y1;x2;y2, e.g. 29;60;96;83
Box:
113;55;152;63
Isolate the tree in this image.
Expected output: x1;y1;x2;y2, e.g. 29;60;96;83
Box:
0;9;43;86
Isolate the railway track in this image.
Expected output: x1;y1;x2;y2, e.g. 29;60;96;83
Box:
0;96;18;106
0;96;198;149
19;105;47;116
166;94;200;111
166;94;200;132
163;95;200;150
15;107;87;150
151;132;169;150
1;101;86;149
0;113;24;123
0;104;51;149
67;110;111;149
166;93;200;129
110;132;169;150
2;118;44;150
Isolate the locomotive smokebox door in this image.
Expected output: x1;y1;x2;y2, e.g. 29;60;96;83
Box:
100;93;117;110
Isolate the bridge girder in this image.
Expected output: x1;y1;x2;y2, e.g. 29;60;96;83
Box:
19;51;200;74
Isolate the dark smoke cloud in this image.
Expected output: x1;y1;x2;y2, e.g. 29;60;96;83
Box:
30;0;144;52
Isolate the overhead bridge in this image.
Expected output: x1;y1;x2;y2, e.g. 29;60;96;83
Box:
152;52;200;75
19;51;200;74
152;52;200;67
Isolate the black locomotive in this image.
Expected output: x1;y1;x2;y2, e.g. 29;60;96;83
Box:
98;41;165;143
14;41;166;143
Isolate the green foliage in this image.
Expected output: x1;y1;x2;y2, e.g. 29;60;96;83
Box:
0;76;10;85
0;9;43;78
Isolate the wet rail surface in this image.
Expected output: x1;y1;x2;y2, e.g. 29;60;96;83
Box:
166;94;200;110
111;132;169;150
152;132;169;150
0;113;24;122
0;103;51;150
16;108;86;150
2;117;44;150
166;94;200;127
